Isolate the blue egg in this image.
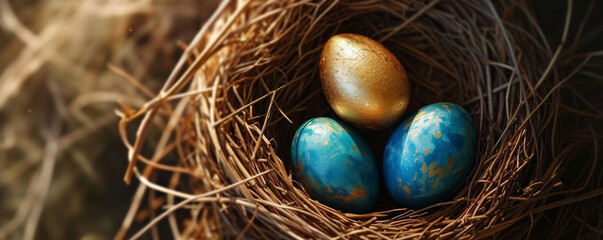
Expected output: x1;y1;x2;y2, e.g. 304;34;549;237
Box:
291;117;379;213
383;103;477;208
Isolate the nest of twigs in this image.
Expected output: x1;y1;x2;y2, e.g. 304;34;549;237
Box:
117;0;603;239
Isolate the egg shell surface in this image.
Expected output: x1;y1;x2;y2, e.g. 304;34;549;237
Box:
383;103;477;208
291;117;379;213
319;33;410;130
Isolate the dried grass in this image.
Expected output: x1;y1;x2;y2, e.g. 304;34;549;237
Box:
0;0;217;239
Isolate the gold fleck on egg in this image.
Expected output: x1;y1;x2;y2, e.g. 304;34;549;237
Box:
319;33;410;130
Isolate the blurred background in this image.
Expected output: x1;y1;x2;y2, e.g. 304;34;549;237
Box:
0;0;600;239
0;0;219;239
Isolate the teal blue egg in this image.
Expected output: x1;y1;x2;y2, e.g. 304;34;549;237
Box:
291;117;379;213
383;103;477;208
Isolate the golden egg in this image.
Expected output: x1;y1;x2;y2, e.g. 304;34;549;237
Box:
319;33;410;130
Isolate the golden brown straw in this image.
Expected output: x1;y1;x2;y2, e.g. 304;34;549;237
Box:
0;0;219;238
117;0;603;239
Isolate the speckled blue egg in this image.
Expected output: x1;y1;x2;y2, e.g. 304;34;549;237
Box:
383;103;477;208
291;117;379;213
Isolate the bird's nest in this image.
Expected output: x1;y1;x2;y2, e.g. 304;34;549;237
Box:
117;0;603;239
